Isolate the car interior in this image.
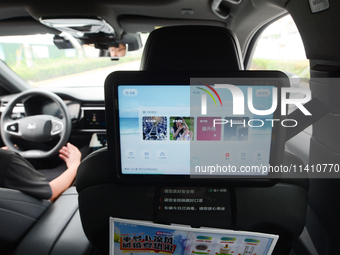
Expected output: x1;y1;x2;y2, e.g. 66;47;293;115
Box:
0;0;339;255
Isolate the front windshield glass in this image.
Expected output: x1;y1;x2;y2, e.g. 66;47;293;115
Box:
0;33;148;88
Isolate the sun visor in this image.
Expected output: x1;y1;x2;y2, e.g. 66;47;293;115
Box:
0;18;59;36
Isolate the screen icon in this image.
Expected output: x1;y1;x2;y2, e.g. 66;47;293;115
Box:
237;151;248;161
255;89;271;97
197;117;221;141
126;150;136;160
222;152;232;161
190;156;200;165
122;89;138;97
224;117;249;141
157;150;168;160
253;151;264;161
141;150;152;161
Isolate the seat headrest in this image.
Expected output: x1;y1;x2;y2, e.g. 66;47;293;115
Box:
140;25;244;71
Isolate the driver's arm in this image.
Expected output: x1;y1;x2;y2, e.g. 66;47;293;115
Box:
1;143;81;201
49;143;81;201
0;149;52;199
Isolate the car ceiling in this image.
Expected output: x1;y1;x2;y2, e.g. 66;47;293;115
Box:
0;0;339;64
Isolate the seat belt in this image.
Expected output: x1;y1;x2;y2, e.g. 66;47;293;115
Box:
286;97;332;141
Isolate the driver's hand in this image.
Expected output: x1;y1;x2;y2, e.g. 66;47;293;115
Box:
59;143;81;169
2;144;18;150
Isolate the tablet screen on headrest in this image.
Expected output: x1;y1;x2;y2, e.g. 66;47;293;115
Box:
105;71;287;184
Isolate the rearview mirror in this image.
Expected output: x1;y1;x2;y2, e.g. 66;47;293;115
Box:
82;44;127;58
108;44;127;58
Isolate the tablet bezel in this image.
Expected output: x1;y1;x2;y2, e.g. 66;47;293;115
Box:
105;71;289;186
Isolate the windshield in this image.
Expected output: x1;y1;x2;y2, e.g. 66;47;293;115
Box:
0;33;148;88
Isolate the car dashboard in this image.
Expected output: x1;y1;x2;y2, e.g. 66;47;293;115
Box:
0;88;106;129
0;88;107;159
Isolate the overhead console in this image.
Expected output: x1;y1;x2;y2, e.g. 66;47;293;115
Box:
105;71;289;186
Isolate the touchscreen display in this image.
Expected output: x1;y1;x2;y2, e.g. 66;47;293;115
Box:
118;85;275;177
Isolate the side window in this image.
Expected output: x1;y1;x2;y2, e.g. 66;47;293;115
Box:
249;15;309;79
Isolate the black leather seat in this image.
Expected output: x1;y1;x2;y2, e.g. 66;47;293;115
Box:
0;188;51;254
13;187;93;255
77;25;308;255
0;185;93;255
0;151;93;255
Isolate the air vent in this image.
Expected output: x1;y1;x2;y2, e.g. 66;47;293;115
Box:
1;102;24;108
0;102;25;115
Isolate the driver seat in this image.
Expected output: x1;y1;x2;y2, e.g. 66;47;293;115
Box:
0;149;93;255
77;25;308;255
0;186;93;255
0;188;51;254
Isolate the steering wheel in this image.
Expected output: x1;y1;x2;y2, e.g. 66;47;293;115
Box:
1;90;72;158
